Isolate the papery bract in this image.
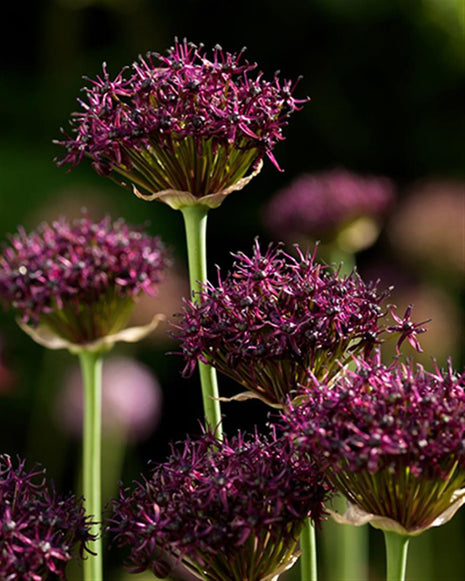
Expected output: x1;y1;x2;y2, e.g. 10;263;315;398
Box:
281;355;465;535
0;211;170;350
172;240;427;406
55;38;308;208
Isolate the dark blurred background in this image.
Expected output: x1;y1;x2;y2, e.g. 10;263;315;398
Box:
0;1;464;579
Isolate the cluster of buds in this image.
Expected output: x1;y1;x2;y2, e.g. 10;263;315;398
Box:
0;211;170;352
0;454;94;580
106;429;329;580
281;354;465;535
56;38;307;209
172;240;428;406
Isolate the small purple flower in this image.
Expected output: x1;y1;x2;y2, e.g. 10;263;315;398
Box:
172;240;426;406
0;454;94;580
263;168;395;252
281;354;465;535
55;38;308;209
0;211;170;350
106;429;329;580
387;304;430;354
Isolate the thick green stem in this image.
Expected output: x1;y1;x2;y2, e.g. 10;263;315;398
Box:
79;350;104;581
322;494;368;581
181;205;223;438
384;530;410;581
300;518;318;581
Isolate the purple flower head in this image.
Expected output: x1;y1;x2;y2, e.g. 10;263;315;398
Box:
281;354;465;535
172;240;427;407
106;428;329;580
263;168;395;252
0;454;94;580
55;38;308;209
0;211;170;350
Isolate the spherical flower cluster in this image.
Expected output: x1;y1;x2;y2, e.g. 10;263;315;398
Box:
281;354;465;535
55;38;307;209
106;429;329;580
0;454;94;580
172;240;427;406
263;168;395;251
0;212;170;350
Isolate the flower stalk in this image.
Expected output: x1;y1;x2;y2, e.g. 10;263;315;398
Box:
384;531;410;581
79;349;104;581
300;518;318;581
181;204;222;437
282;355;465;581
322;494;368;581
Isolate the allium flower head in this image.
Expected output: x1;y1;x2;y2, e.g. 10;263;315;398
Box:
55;38;308;209
263;168;395;252
281;354;465;535
172;240;427;406
106;429;329;580
0;212;170;352
0;454;94;580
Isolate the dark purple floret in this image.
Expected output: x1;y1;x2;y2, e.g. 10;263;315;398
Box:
171;239;427;406
106;429;329;580
0;211;170;344
0;454;94;580
263;168;395;245
55;38;308;199
386;304;429;354
281;354;465;533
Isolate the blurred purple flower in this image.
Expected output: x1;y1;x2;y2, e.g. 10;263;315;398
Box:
0;454;94;580
281;354;465;535
55;38;308;209
0;211;170;350
56;356;162;441
172;240;427;406
263;168;395;251
106;428;329;580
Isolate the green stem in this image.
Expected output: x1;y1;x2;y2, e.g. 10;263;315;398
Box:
79;350;104;581
384;530;410;581
322;494;368;581
300;518;318;581
180;205;223;438
101;430;127;505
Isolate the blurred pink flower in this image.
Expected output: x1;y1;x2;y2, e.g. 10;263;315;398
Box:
55;356;162;441
388;178;465;280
